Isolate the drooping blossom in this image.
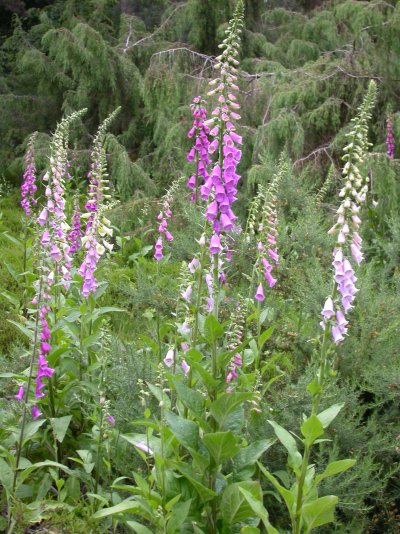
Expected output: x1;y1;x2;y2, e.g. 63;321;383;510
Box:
187;97;211;202
181;359;190;375
386;114;395;159
322;81;377;344
164;348;174;368
15;386;24;401
79;109;119;296
21;133;38;217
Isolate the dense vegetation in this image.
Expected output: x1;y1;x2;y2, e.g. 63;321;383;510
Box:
0;1;399;533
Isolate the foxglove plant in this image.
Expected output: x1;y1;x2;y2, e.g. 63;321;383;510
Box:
13;110;87;497
79;108;120;296
259;81;377;534
386;113;395;158
322;81;377;345
202;0;244;256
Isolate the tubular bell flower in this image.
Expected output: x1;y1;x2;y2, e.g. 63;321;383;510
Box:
79;108;120;296
187;96;211;202
322;81;377;344
21;133;38;217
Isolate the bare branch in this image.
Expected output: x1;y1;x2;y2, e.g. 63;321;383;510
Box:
121;3;186;52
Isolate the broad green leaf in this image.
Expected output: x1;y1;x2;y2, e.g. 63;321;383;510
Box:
241;527;260;534
1;291;20;307
190;361;219;388
171;462;215;502
173;379;204;414
210;392;252;429
301;414;324;445
203;314;224;344
238;486;279;534
302;495;338;531
233;439;275;477
165;493;181;512
18;460;73;486
93;500;141;518
21;419;46;444
148;383;171;409
167;499;192;533
257;462;295;517
315;459;356;484
317;403;344;429
203;431;240;465
268;420;302;470
50;415;72;443
221;481;263;525
7;319;34;340
258;326;274;351
91;306;124;321
164;410;199;450
0;457;13;493
126;521;153;534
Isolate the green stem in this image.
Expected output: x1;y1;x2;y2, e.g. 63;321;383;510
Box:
292;284;336;534
12;272;44;495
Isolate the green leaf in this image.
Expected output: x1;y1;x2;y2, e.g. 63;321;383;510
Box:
258;326;274;351
167;499;191;533
171;462;215;502
241;527;260;534
93;500;141;518
210;392;252;430
233;439;275;477
315;459;356;484
0;457;13;493
126;521;153;534
221;481;263;525
268;420;302;470
317;403;344;429
203;314;224;344
172;379;204;414
238;486;279;534
257;462;295;517
164;410;199;450
302;495;338;530
7;319;34;340
91;306;124;321
21;419;46;444
301;414;324;445
203;431;240;465
190;362;219;390
50;416;72;443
